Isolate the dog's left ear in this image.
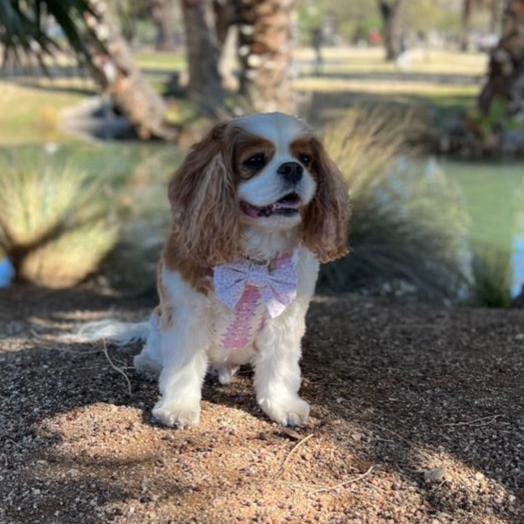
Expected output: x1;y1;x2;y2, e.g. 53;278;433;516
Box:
302;138;350;263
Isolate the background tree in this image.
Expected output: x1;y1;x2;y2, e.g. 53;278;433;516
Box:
459;0;505;51
149;0;178;51
212;0;242;90
378;0;406;61
489;0;504;32
405;0;461;41
181;0;225;115
0;0;173;140
479;0;524;120
114;0;146;43
460;0;473;51
86;0;172;139
236;0;296;113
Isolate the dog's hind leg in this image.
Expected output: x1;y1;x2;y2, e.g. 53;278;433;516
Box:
133;309;162;380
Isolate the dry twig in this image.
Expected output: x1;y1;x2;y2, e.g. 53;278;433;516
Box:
274;433;314;478
368;422;433;460
443;414;503;427
308;465;375;495
102;339;132;396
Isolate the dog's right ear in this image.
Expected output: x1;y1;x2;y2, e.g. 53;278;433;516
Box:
168;121;242;266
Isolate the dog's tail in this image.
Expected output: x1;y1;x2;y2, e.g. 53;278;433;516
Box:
77;319;150;346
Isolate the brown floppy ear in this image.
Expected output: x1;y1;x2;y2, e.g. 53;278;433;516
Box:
168;121;241;266
302;138;350;263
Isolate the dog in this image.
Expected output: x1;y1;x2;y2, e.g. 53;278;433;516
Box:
83;112;349;428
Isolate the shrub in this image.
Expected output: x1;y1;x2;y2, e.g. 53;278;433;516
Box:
318;108;471;302
470;243;513;308
0;153;118;288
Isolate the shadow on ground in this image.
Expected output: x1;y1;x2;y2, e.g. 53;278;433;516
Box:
1;285;522;522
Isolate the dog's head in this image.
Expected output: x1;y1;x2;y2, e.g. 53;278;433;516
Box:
168;112;349;265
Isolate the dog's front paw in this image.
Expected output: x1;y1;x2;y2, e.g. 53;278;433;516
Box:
152;400;200;429
258;395;310;427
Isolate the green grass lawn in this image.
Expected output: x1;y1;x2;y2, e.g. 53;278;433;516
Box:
294;47;487;75
136;51;186;71
0;83;86;144
0;46;487;145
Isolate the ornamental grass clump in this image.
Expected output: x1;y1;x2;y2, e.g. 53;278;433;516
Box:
0;154;118;288
319;108;471;302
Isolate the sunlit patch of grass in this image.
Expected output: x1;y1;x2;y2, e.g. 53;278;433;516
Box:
295;77;478;98
136;51;185;72
295;46;482;127
319;108;470;301
0;83;85;144
294;47;487;76
0;152;118;288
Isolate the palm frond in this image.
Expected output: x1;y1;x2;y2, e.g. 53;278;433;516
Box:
0;0;100;67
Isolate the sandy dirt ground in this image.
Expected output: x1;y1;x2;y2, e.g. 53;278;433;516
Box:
1;285;523;523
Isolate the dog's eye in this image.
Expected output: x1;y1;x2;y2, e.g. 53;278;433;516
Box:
298;153;311;167
243;153;266;170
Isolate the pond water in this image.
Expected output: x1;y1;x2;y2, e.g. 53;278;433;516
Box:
1;143;523;300
442;160;524;297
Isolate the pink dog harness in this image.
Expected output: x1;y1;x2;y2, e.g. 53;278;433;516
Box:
213;251;298;350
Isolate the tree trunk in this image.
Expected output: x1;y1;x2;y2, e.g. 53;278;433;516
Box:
460;0;473;52
150;0;178;51
489;0;503;33
181;0;225;115
479;0;524;120
236;0;296;114
378;0;405;61
213;0;242;90
85;0;173;140
213;0;239;45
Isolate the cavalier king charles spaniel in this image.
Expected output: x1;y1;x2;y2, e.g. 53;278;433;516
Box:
84;112;349;428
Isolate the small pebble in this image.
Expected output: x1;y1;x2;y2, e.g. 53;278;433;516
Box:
423;467;446;483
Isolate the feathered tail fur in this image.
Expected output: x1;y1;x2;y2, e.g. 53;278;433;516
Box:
78;319;150;346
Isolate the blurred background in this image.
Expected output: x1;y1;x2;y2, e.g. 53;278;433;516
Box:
1;0;523;308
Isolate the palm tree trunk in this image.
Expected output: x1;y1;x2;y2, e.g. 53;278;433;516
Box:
181;0;225;115
85;0;174;140
237;0;296;114
479;0;524;120
213;0;242;90
149;0;178;51
378;0;405;61
489;0;503;33
460;0;473;52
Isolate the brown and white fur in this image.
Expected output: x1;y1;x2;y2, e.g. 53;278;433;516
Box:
83;113;349;428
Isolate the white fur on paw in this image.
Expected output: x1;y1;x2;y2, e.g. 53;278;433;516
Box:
152;400;200;429
258;395;310;427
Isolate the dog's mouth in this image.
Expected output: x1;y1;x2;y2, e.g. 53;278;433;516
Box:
240;193;302;219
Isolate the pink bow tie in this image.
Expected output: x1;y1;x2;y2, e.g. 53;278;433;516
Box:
213;254;298;318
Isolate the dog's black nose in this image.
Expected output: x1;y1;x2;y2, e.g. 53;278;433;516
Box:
277;162;303;184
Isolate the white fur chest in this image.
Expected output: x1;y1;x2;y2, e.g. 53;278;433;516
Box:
160;246;319;366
